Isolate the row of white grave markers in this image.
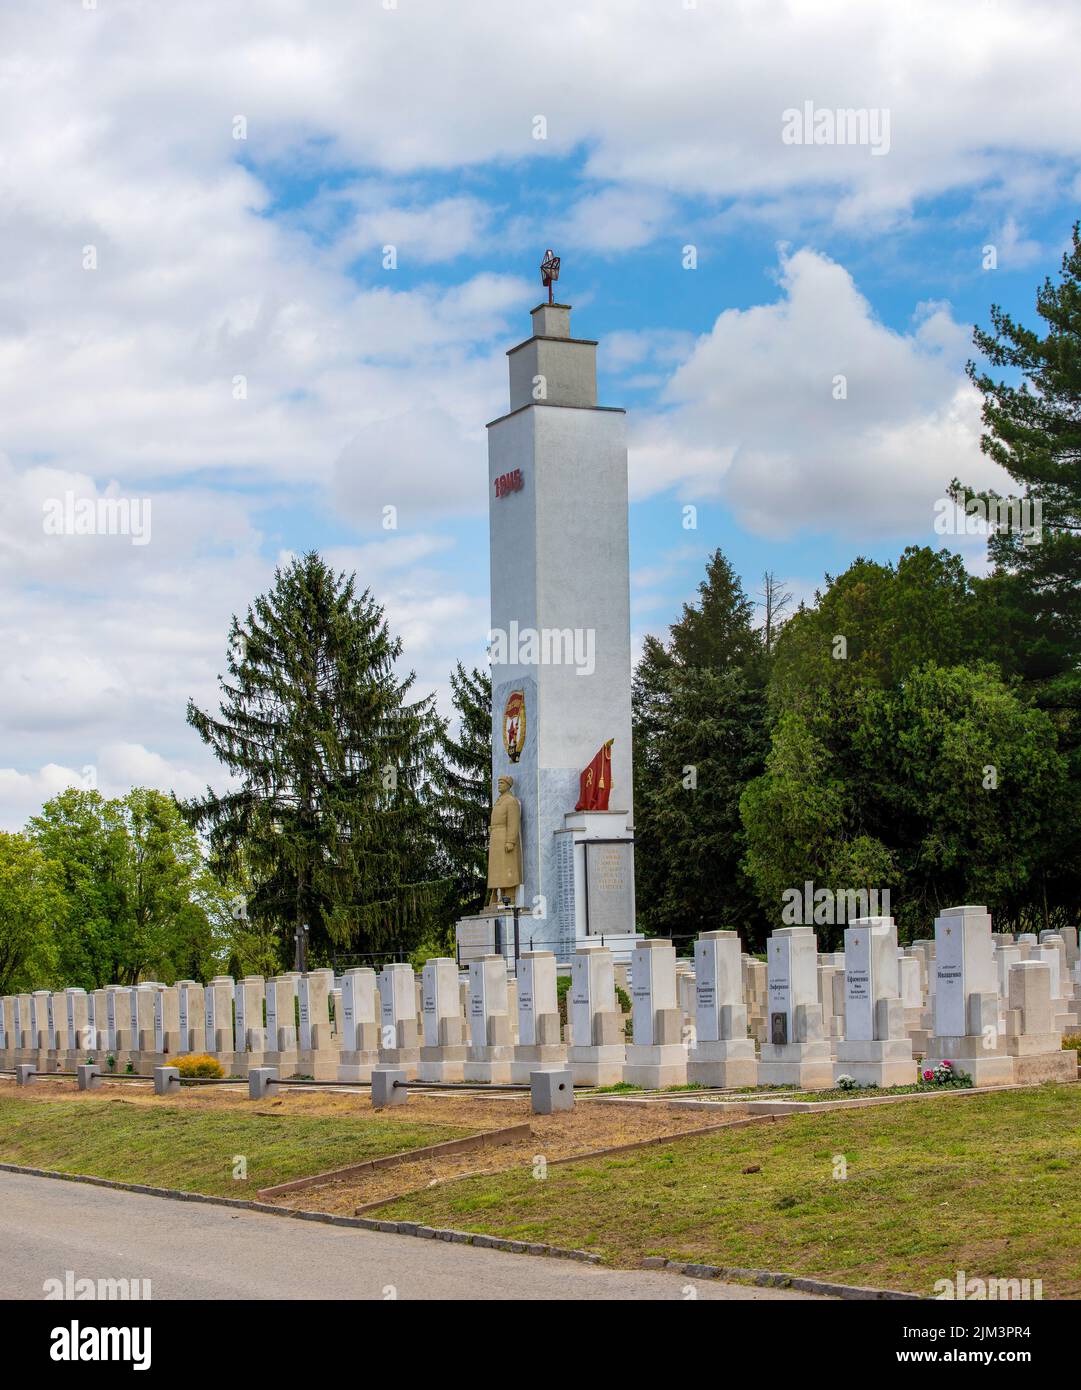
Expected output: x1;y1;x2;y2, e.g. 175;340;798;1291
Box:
2;913;1077;1089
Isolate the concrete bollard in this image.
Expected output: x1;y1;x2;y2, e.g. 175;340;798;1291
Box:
153;1066;180;1095
371;1068;408;1109
76;1064;102;1091
15;1065;36;1087
248;1066;279;1100
530;1068;574;1114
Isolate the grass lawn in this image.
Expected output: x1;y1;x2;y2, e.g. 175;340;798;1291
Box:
379;1084;1081;1296
0;1092;474;1199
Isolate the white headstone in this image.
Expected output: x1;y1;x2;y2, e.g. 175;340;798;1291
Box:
420;959;459;1049
694;931;743;1043
204;977;235;1053
516;952;557;1046
630;939;678;1046
338;969;374;1051
766;927;819;1046
153;990;165;1053
468;956;509;1050
843;917;898;1042
934;906;995;1037
378;964;416;1046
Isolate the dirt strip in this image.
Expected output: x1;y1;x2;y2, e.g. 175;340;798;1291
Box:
260;1096;754;1215
257;1122;534;1198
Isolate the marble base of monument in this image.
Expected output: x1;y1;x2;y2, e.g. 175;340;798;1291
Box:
834;1039;918;1088
379;1048;419;1080
622;1042;688;1090
1001;1007;1074;1083
510;1010;565;1082
259;1019;298;1078
686;1037;758;1088
289;1018;336;1080
379;1019;420;1080
567;1007;626;1086
417;1046;466;1083
463;1045;515;1084
511;1044;567;1084
295;1048;339;1081
263;1046;299;1077
462;1014;513;1082
923;1036;1014;1087
757;1041;834;1089
337;1050;381;1083
567;1047;625;1086
219;1052;262;1078
416;1016;467;1083
1010;1050;1074;1083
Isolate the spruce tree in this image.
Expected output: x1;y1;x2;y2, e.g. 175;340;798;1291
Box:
632;549;770;947
184;552;443;965
431;663;491;921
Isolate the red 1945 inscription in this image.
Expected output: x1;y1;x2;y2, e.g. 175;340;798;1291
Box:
494;469;523;498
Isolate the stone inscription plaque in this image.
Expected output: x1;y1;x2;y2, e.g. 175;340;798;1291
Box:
584;840;633;937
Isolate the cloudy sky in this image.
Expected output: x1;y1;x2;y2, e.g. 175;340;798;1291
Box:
2;0;1079;829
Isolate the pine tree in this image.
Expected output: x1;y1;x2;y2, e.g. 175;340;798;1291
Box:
184;552;444;965
960;223;1081;721
632;549;770;947
432;663;491;921
666;549;764;672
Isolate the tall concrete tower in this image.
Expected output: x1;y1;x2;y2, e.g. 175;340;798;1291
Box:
458;295;638;964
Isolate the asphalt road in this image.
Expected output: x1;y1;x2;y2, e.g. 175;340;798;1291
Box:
1;1171;819;1301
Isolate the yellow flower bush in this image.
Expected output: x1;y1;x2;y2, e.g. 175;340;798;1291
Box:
176;1053;224;1078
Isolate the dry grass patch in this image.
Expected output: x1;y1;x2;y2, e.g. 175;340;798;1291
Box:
263;1097;752;1214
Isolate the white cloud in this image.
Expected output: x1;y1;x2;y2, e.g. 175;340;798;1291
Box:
0;747;217;833
556;187;675;252
629;247;1012;541
332;191;496;265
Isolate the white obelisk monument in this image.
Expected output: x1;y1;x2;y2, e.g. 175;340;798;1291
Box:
457;256;638;965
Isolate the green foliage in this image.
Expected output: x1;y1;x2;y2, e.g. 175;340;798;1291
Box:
852;664;1069;928
743;662;1068;942
742;528;1079;940
0;832;63;993
25;787;229;988
185;551;446;964
769;547;994;724
740;711;864;920
557;972;571;1026
408;923;457;971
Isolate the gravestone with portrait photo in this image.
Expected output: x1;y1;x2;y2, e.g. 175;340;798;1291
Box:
757;927;834;1088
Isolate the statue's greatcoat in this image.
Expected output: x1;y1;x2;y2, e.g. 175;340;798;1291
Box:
487;789;523;892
